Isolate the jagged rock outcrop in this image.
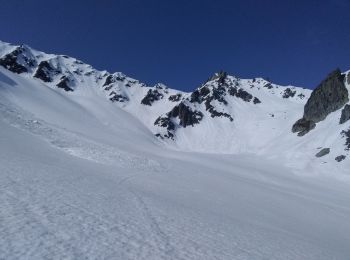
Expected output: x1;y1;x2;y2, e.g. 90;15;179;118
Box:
253;97;261;104
168;103;203;127
228;87;254;102
205;100;233;121
0;46;35;74
168;93;182;102
263;83;273;89
190;86;210;103
141;89;164;106
103;75;114;86
282;88;296;98
109;91;128;102
347;71;350;85
154;116;175;139
340;104;350;124
104;73;126;86
154;102;203;139
56;76;73;91
33;61;58;82
292;69;349;135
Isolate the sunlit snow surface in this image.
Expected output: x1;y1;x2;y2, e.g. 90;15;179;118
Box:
1;63;350;259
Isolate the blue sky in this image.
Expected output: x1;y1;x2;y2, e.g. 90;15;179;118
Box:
1;0;349;90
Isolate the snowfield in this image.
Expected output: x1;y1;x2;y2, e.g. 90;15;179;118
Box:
1;47;350;259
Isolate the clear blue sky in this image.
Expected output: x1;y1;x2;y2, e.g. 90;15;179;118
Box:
1;0;349;90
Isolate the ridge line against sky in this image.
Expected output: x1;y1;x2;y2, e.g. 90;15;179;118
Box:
0;0;349;91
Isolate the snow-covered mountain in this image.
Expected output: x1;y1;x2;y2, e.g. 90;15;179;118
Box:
1;40;350;259
1;40;349;172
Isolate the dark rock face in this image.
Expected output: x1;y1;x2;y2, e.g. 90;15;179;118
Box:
293;69;349;135
168;103;203;127
103;75;114;86
154;116;175;130
315;148;330;157
236;89;253;102
33;61;58;82
304;69;348;122
0;47;30;74
340;104;350;124
103;74;126;87
154;116;175;139
282;88;296;98
109;91;128;102
190;87;211;103
335;155;346;162
141;89;164;106
56;76;73;92
228;87;254;102
253;97;262;104
154;102;203;139
201;86;235;121
347;71;350;85
341;128;350;150
189;90;201;103
292;118;316;136
263;83;273;89
168;93;182;102
297;93;306;99
204;99;233;121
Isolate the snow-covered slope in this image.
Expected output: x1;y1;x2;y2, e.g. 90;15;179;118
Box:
1;41;350;259
1;40;350;173
2;60;350;260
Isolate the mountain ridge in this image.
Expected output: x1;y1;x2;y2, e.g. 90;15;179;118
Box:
1;40;350;171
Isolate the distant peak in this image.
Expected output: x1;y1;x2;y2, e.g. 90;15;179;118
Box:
208;70;228;82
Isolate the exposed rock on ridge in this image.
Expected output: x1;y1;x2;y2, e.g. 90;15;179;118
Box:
0;45;36;74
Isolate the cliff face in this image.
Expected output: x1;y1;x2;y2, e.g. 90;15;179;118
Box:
292;69;349;136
